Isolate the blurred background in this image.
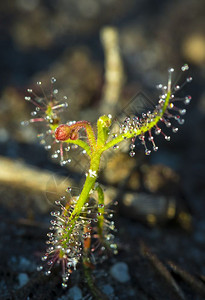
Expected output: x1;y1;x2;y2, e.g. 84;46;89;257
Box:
0;0;205;299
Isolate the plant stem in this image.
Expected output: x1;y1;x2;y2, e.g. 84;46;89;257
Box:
103;91;171;151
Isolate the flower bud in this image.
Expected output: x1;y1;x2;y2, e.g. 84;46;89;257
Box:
55;125;78;141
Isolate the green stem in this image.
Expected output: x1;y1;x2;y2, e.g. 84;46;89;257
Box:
83;257;109;300
95;184;105;238
64;151;102;242
103;91;171;151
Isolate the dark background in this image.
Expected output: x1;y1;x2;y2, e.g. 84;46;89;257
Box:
0;0;205;299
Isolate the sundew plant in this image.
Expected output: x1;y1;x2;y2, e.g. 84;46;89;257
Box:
22;65;192;289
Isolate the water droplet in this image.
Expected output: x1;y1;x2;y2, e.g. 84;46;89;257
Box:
186;77;192;83
37;81;42;85
51;153;58;159
47;260;54;266
184;96;192;105
181;64;189;71
37;265;43;271
174;85;180;91
51;77;56;84
27;89;33;93
53;89;58;94
31;111;37;116
60;160;67;166
129;150;135;157
62;282;67;288
145;149;151;155
153;146;158;151
25;96;31;101
113;145;119;150
155;128;161;135
165;136;170;141
172;127;178;133
178;118;185;125
55;200;61;205
179;109;186;115
41;255;48;261
110;243;117;249
45;270;51;276
156;84;163;89
21;120;29;126
98;204;104;208
168;67;174;73
45;145;51;150
47;232;53;237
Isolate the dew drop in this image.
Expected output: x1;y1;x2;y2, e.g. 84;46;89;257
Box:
172;127;178;133
113;145;119;150
129;150;135;157
165;136;171;141
174;85;180;91
62;283;68;288
145;149;151;155
25;96;31;101
37;265;43;271
67;187;72;193
53;89;58;94
178;118;185;125
47;260;54;266
155;128;161;135
153;146;158;151
37;81;42;85
45;270;51;276
45;145;51;150
181;64;189;71
184;96;192;105
27;89;33;93
47;232;53;237
156;84;163;89
186;77;192;83
41;255;48;261
21;120;29;126
55;200;61;205
51;77;56;84
168;67;174;73
179;109;186;115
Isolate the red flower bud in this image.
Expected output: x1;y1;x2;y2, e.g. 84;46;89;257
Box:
55;125;78;141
